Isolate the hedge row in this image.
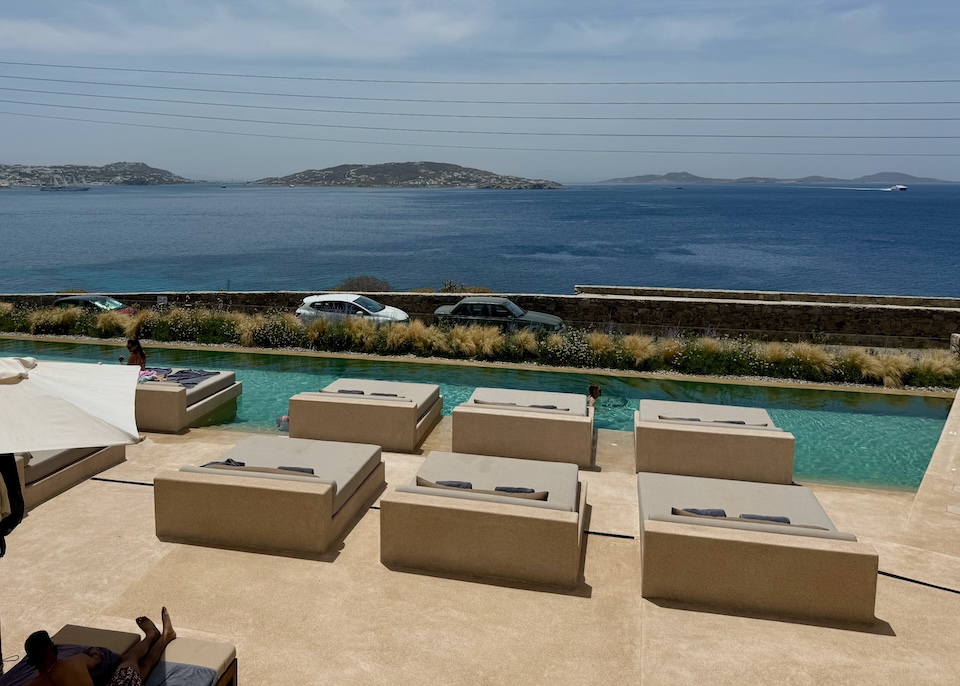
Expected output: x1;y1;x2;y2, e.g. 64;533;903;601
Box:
1;303;958;389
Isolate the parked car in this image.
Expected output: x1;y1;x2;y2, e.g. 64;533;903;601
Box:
434;296;563;332
295;293;409;324
52;294;136;315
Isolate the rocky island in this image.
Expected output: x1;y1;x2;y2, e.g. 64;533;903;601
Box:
257;161;562;189
601;171;954;185
0;162;191;187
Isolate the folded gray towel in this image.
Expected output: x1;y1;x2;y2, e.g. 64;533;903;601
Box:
495;486;536;494
680;508;726;517
740;513;791;524
201;458;245;468
530;404;558;410
279;466;315;475
371;392;400;397
659;416;701;421
714;420;747;425
436;480;473;489
337;389;365;394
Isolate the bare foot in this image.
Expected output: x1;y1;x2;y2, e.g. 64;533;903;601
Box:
160;607;176;643
136;616;160;642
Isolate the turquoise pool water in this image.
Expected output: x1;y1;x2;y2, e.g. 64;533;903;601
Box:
1;338;951;491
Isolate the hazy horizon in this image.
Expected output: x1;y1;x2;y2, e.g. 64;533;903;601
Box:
1;1;958;183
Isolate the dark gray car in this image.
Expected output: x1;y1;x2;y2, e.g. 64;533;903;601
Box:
434;296;563;332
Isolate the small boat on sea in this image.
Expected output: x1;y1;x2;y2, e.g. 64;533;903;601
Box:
891;184;908;191
40;171;90;192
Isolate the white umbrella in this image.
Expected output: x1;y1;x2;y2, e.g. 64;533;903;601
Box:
0;357;140;453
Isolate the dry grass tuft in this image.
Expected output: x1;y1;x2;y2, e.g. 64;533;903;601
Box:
586;332;614;356
878;354;914;388
758;342;791;364
0;302;14;315
448;326;478;357
474;325;504;358
512;329;539;356
29;306;82;334
657;337;684;363
96;311;130;338
696;336;724;355
125;310;154;338
383;322;412;351
913;349;960;379
237;314;263;347
620;335;656;366
836;347;884;382
791;342;834;376
346;316;379;350
303;317;330;346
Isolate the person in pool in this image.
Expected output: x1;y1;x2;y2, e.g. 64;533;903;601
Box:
587;385;602;408
119;338;146;370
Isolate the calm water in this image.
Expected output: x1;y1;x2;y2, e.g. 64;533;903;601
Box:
1;183;958;295
1;338;950;491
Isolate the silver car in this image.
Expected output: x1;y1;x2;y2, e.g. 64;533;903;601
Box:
295;294;409;324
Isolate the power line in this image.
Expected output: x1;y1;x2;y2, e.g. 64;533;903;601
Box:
4;98;959;139
4;109;958;155
4;86;959;122
1;74;958;107
0;60;957;86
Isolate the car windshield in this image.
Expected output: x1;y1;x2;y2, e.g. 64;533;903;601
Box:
354;296;385;313
504;301;525;317
93;297;124;311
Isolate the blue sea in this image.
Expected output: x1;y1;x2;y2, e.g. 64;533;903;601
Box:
1;183;958;295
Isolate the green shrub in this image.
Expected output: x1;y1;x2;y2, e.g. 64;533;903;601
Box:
0;302;31;333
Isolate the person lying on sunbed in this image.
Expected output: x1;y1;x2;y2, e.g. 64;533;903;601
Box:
25;608;176;686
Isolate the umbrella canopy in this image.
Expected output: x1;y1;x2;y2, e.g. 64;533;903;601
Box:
0;357;140;453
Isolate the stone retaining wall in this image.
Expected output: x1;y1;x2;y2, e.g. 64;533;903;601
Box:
3;289;959;348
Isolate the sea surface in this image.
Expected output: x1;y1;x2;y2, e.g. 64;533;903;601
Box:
0;183;957;295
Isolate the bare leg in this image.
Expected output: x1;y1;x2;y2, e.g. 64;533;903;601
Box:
135;607;177;683
115;616;161;668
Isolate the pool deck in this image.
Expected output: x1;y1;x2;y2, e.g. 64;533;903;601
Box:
3;398;960;685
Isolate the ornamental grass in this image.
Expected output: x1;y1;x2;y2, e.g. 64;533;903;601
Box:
1;303;958;389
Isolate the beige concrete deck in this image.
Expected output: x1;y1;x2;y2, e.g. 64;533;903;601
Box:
3;400;960;685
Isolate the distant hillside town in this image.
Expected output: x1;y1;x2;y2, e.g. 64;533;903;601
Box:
0;162;191;187
257;161;563;189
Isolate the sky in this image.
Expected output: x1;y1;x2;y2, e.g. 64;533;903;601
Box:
0;1;958;183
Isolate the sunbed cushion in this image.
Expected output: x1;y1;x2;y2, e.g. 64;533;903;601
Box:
416;475;549;500
181;370;236;406
467;388;588;417
17;448;102;485
638;399;781;431
187;435;380;514
416;451;579;511
322;378;440;420
640;472;850;540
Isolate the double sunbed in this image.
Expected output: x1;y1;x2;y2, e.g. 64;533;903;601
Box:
136;368;242;434
634;399;795;483
452;387;595;468
288;378;442;452
154;435;385;556
14;445;126;512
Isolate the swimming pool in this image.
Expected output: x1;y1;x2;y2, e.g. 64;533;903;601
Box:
1;338;951;491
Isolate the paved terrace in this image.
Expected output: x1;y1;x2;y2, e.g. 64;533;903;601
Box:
2;396;960;685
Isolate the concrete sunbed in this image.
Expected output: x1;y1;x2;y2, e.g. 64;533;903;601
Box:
452;387;595;468
634;399;795;483
637;472;878;624
14;445;126;512
288;378;442;453
1;624;237;686
380;450;588;588
136;369;242;433
154;435;385;556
